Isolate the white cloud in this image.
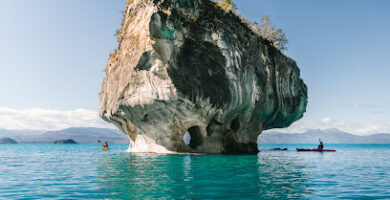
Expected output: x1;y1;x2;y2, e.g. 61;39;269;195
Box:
1;107;389;135
321;117;332;124
263;119;313;134
265;116;390;136
320;117;346;127
0;107;115;130
353;122;390;135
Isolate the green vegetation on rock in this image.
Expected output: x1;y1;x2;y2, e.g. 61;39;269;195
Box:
213;0;288;51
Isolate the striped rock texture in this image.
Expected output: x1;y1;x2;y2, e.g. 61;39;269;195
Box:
99;0;307;154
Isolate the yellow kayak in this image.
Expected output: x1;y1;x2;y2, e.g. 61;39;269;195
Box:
101;147;110;150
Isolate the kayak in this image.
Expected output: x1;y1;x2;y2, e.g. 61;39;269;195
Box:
101;147;110;150
296;148;336;152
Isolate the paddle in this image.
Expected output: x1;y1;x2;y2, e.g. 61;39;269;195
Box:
98;140;110;150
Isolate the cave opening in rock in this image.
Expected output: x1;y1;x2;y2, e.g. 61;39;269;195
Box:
183;131;191;145
231;117;240;132
182;126;202;149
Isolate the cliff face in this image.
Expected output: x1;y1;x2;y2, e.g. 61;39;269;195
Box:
99;0;308;154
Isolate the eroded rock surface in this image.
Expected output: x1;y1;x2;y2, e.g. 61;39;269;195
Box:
99;0;308;154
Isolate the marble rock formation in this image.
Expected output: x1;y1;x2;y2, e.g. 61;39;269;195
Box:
99;0;308;154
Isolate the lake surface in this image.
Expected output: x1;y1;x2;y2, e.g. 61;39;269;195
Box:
1;144;390;199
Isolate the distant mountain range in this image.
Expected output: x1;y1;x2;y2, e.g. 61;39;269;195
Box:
1;127;389;144
0;127;129;144
259;129;390;144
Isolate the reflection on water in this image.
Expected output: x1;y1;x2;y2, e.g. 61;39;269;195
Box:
1;144;390;199
97;152;312;199
257;152;313;199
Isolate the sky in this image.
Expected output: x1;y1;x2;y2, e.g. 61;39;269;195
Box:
0;0;389;135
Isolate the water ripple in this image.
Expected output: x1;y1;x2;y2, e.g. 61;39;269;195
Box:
0;144;389;199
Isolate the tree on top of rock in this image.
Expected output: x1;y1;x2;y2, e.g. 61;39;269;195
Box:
212;1;288;51
251;16;288;51
213;0;236;12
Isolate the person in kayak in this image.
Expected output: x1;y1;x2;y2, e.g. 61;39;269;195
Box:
317;139;324;150
103;141;109;149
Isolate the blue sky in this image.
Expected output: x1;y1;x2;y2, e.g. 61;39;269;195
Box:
0;0;389;134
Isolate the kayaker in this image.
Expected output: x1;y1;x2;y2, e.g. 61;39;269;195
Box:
103;141;109;149
317;139;324;150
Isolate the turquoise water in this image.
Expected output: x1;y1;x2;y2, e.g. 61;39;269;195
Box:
1;144;390;199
